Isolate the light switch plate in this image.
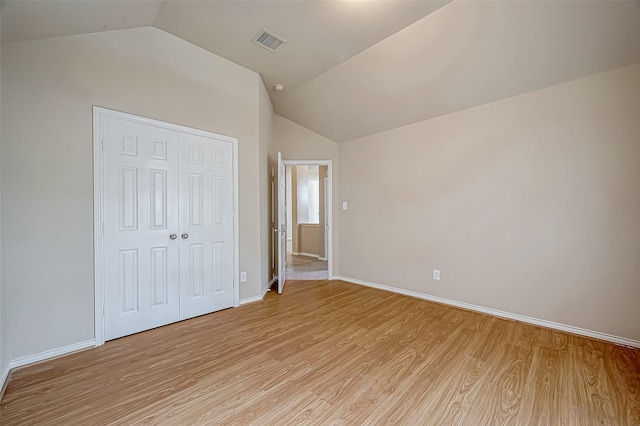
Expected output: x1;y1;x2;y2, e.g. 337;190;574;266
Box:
240;272;247;282
342;202;348;211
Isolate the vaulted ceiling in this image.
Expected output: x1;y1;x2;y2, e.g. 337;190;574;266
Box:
3;0;640;142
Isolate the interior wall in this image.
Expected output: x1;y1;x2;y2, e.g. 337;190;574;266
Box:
272;115;340;274
1;27;264;360
290;166;299;254
258;77;273;294
318;165;327;259
339;63;640;341
0;4;8;384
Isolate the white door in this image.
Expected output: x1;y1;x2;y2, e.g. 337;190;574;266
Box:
179;132;234;319
103;117;181;340
277;152;287;294
102;113;235;340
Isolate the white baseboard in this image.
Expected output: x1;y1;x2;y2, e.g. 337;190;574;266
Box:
239;295;263;305
9;339;96;371
0;362;11;398
319;257;327;261
297;252;320;259
335;276;640;349
292;252;299;256
1;339;96;397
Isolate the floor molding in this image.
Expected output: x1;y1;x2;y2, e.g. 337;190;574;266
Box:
239;294;264;305
0;362;11;400
1;339;96;399
296;252;320;259
335;275;640;349
9;339;97;371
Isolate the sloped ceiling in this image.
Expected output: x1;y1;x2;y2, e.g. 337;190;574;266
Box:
3;0;640;142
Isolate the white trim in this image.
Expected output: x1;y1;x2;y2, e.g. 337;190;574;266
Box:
9;340;96;371
291;251;299;256
1;339;96;395
232;129;240;308
265;276;276;294
239;295;263;305
282;159;333;281
0;364;11;397
335;276;640;349
296;252;320;259
93;107;105;346
319;257;327;261
93;106;240;346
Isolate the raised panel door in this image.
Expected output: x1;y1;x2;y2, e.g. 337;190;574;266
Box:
178;132;234;320
103;117;180;340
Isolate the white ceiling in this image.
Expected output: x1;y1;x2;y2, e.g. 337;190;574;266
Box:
3;0;640;142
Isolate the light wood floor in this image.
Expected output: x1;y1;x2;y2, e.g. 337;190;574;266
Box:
1;280;639;425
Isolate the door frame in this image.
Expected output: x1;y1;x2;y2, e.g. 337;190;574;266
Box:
92;106;240;346
281;159;333;279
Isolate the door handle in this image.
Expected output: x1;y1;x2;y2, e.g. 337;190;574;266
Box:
181;233;189;239
169;234;177;240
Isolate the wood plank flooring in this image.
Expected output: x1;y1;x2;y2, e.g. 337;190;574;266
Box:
1;280;639;425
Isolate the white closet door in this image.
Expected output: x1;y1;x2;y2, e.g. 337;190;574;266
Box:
103;117;180;340
178;132;234;320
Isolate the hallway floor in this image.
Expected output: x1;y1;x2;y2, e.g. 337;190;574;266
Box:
286;254;328;280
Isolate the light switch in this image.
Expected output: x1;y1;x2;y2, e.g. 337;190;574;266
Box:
342;202;348;211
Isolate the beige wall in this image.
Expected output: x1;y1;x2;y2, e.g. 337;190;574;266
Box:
290;166;299;254
340;63;640;341
258;78;273;294
1;27;264;360
318;165;327;259
299;224;322;256
272;115;339;273
0;5;7;382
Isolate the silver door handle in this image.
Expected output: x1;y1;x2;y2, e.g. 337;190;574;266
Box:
169;234;177;240
181;233;189;239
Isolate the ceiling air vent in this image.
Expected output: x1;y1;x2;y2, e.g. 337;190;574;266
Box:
252;29;287;52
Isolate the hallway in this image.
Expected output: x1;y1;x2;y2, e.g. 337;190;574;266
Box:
286;254;328;280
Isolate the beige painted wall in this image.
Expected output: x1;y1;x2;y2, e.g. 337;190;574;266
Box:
318;165;327;259
1;27;264;360
258;78;273;294
0;5;7;381
339;63;640;341
272;115;339;274
290;166;299;254
299;224;322;256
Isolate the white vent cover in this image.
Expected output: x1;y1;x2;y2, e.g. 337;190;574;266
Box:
252;29;287;52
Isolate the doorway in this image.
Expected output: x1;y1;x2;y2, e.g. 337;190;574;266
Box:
284;164;329;280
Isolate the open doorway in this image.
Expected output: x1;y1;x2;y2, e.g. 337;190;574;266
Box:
284;163;330;280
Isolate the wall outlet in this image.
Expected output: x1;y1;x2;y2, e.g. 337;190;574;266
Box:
433;269;441;281
342;201;348;211
240;272;247;282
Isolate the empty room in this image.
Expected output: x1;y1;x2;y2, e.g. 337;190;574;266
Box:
0;0;639;424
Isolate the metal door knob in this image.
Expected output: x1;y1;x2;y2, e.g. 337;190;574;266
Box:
181;233;189;239
169;233;177;240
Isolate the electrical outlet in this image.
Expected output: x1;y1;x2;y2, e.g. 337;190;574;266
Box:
240;272;247;282
433;269;441;281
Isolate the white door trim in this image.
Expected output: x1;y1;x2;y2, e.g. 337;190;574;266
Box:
93;106;239;346
282;159;333;279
